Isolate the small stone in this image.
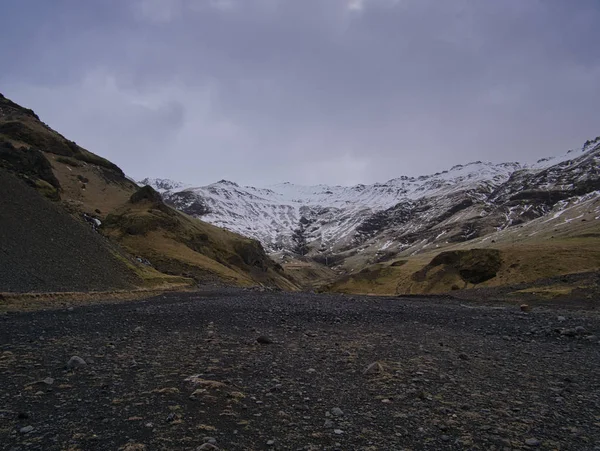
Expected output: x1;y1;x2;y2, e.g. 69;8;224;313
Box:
441;435;450;442
575;326;586;334
458;353;469;360
363;361;384;375
520;304;531;313
266;440;275;446
67;356;86;368
122;445;146;451
334;429;344;435
585;335;598;342
256;336;273;345
324;419;334;428
331;407;344;417
20;426;34;434
203;437;217;444
557;316;566;322
561;329;577;337
197;445;219;451
307;368;316;373
42;377;54;385
525;438;540;447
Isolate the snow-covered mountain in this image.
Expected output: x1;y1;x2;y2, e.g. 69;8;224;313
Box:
141;137;600;263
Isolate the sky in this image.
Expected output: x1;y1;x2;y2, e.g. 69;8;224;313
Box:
1;0;599;186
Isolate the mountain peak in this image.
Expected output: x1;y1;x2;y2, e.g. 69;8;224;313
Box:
211;179;240;187
139;177;190;193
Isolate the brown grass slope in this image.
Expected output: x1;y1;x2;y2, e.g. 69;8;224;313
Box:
326;192;600;298
326;236;600;298
0;93;297;291
102;186;297;289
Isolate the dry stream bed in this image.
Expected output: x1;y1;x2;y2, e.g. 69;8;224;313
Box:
1;290;599;450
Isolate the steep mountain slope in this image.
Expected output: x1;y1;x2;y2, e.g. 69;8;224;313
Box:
0;93;296;291
144;139;600;266
0;168;140;293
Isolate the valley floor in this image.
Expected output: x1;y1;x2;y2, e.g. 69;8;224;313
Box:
1;290;599;450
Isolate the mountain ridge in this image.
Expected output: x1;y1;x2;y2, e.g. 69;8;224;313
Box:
140;138;600;265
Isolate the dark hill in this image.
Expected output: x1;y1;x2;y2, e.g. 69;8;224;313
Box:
0;169;139;292
0;92;297;292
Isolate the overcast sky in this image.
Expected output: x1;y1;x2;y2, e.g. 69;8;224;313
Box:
1;0;599;186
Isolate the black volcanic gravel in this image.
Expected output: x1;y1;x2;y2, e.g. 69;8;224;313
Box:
1;290;599;450
0;169;136;292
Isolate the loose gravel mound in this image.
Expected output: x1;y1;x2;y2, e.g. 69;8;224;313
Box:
0;169;138;292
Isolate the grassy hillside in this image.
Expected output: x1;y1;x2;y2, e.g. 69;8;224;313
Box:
325;236;600;299
0;93;297;291
325;184;600;298
102;186;297;289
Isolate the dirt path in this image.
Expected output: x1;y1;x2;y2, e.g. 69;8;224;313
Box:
1;290;599;450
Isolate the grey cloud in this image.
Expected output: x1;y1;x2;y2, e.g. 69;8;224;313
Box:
1;0;599;186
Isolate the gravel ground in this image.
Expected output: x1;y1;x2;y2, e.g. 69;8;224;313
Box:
1;290;599;450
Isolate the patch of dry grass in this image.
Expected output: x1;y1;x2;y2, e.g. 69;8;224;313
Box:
0;286;196;313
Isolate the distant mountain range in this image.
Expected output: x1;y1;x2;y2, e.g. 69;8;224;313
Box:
141;138;600;265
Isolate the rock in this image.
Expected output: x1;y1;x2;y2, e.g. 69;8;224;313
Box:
331;407;344;417
458;353;470;360
324;419;334;428
19;426;34;434
256;336;273;344
557;316;566;322
561;329;577;337
585;335;598;342
67;356;86;368
520;304;531;313
266;440;275;446
42;377;54;385
575;326;586;334
363;361;385;375
122;444;146;451
203;437;217;444
334;429;344;435
197;444;219;450
307;368;316;373
525;438;540;446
